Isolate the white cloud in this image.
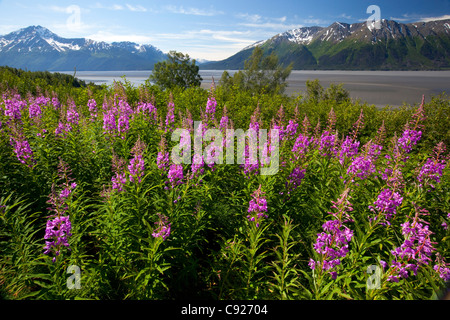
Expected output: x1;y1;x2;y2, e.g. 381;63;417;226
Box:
165;5;223;16
236;13;300;31
86;30;155;44
236;13;262;23
419;15;450;22
126;4;147;12
339;13;352;20
89;3;147;12
389;13;450;23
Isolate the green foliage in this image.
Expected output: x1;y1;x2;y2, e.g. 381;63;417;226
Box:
149;51;202;90
219;46;293;95
0;68;449;301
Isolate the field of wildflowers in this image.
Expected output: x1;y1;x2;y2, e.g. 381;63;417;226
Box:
0;76;449;300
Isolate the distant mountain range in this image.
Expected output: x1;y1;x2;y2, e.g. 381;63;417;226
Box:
0;25;166;71
201;19;450;70
1;20;450;72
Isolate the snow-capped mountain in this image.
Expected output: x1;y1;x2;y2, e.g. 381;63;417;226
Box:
0;26;167;71
202;18;450;70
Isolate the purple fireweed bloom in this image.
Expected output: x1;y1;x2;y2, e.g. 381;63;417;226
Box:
128;155;145;183
206;97;217;121
309;219;354;279
55;122;72;137
417;143;447;189
285;120;299;140
286;167;306;194
44;160;76;262
165;100;175;133
247;185;268;227
152;214;171;241
111;154;127;192
337;136;360;165
137;102;158;123
417;157;446;189
219;105;229;131
167;164;183;188
191;153;205;177
4;96;26;120
28;101;42;119
9;136;35;167
88;99;97;119
43;215;72;262
111;173;127;192
52;96;60;110
387;206;436;282
66;102;79;125
157;137;169;171
319;131;338;157
292;134;311;158
347;155;376;180
157;151;169;171
103;108;117;135
369;188;403;223
397;129;422;153
434;253;450;282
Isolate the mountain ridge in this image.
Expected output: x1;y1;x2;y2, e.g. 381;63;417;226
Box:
201;18;450;70
0;25;167;71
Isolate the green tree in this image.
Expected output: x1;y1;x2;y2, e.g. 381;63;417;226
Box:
149;51;202;90
220;46;293;95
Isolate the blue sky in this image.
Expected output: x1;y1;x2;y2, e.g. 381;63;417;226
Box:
0;0;449;61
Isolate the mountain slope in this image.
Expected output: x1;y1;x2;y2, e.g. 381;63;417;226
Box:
201;19;450;70
0;26;167;71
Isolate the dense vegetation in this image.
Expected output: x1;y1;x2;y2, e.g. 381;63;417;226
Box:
0;67;449;300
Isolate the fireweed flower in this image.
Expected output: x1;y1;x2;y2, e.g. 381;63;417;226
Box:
329;188;354;222
247;185;268;227
347;154;376;180
44;160;76;262
137;102;158;123
369;188;403;224
3;95;26;120
397;128;422;153
66;101;79;126
285;119;299;140
152;214;171;241
219;105;229;132
387;206;436;282
309;189;354;279
28;100;42;119
167;164;183;188
309;219;354;280
205;96;217;123
417;158;446;189
43;215;72;262
165;99;175;133
157;137;169;171
319;131;338;157
51;96;60;110
292;134;311;159
285;167;306;194
88;98;97;119
417;142;447;189
9;130;36;167
337;136;360;165
103;108;117;135
434;253;450;282
128;138;146;183
111;154;127;192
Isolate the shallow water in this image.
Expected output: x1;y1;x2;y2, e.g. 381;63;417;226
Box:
61;70;450;108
